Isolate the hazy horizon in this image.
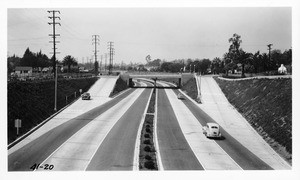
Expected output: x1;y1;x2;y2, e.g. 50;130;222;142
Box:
8;8;291;64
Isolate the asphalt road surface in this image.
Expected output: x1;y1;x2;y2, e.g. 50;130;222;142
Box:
8;78;284;171
157;88;204;170
86;88;152;170
172;89;272;170
8;88;137;171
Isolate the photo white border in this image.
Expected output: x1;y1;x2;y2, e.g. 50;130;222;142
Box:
1;1;299;180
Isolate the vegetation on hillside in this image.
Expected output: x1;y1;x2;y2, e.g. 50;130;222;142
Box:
7;77;98;144
214;77;292;163
181;78;198;101
109;77;128;97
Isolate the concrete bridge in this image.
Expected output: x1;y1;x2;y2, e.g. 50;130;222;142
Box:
120;73;194;88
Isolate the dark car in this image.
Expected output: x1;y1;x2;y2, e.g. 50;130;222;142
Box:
81;92;91;100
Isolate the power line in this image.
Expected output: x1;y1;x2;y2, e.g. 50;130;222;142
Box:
48;10;61;112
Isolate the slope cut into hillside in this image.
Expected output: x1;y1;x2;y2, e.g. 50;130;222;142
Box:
214;77;292;163
7;77;98;144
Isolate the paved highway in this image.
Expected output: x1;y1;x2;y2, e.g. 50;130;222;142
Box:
85;88;152;170
8;87;137;171
172;88;272;170
8;76;290;171
156;87;203;170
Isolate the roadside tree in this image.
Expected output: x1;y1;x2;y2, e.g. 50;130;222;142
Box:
62;55;78;73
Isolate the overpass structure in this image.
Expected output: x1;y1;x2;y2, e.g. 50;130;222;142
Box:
126;74;187;88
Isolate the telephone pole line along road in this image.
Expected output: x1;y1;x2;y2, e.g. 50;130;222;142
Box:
48;10;61;111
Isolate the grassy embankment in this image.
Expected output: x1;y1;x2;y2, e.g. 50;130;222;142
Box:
109;76;129;97
214;77;292;164
181;77;198;100
7;77;98;144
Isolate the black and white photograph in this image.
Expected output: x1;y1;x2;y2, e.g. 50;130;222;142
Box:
1;0;300;180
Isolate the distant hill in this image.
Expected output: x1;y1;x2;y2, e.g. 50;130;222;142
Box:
214;77;292;164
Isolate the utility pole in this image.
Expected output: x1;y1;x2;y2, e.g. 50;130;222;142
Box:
267;44;273;72
86;57;89;69
107;42;114;75
48;10;61;111
105;53;107;73
267;44;273;61
90;56;93;70
92;35;100;75
100;55;103;74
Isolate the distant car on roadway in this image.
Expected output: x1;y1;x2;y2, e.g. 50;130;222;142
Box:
202;122;222;138
177;93;184;99
81;92;91;100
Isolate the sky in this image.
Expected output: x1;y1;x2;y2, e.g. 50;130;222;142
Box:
7;7;291;64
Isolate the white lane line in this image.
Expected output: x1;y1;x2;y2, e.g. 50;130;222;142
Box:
35;88;143;171
133;86;153;171
154;83;164;170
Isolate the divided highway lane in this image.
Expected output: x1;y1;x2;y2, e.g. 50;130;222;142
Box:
174;89;272;170
8;88;136;171
156;86;204;170
86;88;152;170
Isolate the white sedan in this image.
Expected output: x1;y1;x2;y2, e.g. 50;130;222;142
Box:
202;122;222;138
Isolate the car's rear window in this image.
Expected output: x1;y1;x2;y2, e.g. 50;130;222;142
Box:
211;126;218;129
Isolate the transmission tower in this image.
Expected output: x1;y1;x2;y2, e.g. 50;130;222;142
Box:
48;10;61;111
107;42;115;74
92;35;100;75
